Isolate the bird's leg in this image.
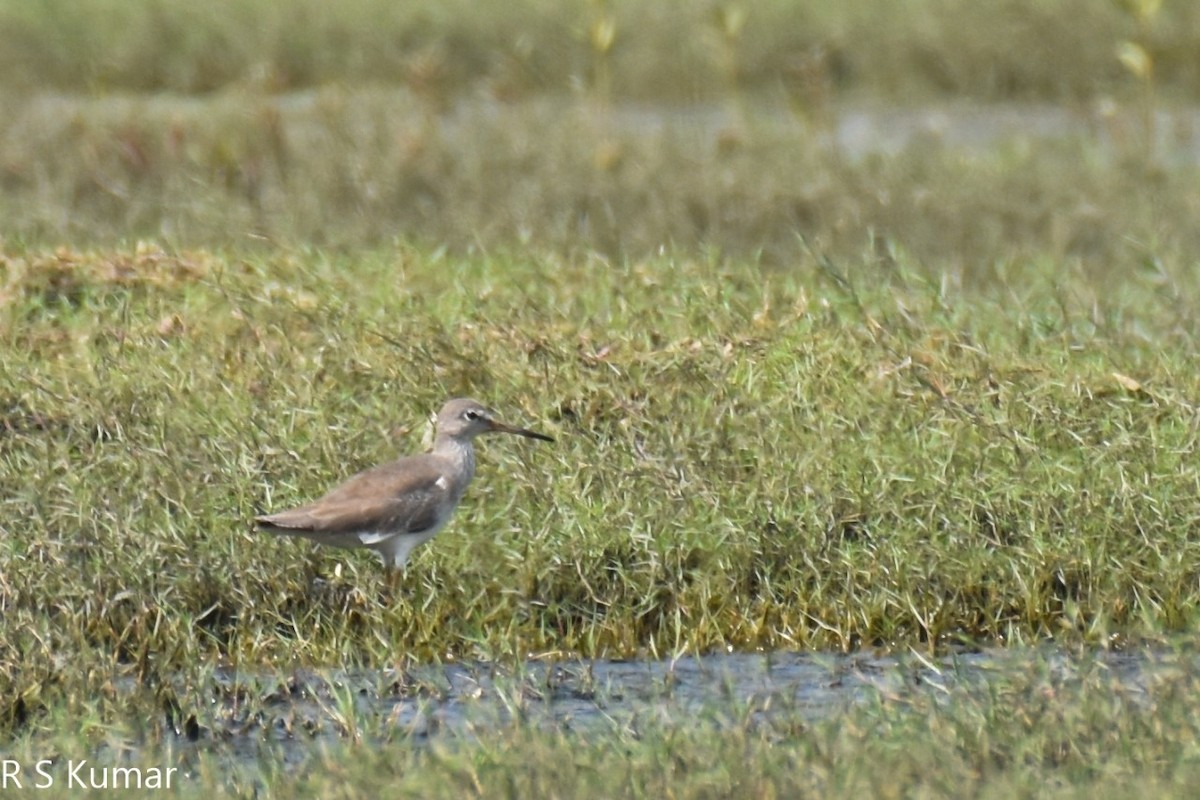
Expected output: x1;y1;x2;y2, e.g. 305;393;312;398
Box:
384;566;404;599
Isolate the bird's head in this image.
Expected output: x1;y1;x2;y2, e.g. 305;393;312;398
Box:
436;398;554;443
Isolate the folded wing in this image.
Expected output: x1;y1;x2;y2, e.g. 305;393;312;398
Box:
256;456;449;537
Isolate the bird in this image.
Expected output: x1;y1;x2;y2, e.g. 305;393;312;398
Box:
255;398;553;575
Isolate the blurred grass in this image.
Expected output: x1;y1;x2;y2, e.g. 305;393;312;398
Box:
1;1;1198;263
6;649;1200;798
3;89;1199;268
216;654;1200;799
1;0;1198;102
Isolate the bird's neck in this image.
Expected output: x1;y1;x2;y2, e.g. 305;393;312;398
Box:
432;434;476;485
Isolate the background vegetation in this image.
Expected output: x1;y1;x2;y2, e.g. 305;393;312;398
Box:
0;0;1197;265
1;0;1198;101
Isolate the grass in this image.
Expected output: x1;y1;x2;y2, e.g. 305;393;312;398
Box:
221;651;1200;799
3;90;1200;264
1;0;1198;103
5;0;1200;793
2;1;1197;260
4;243;1200;725
3;648;1200;798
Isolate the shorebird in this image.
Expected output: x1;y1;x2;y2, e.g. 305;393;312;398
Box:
256;398;553;574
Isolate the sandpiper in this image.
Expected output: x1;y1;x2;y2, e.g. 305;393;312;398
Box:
256;398;553;573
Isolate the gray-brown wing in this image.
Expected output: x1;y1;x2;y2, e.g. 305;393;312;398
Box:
256;456;450;536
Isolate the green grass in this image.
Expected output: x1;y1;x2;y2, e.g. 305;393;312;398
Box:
4;0;1200;792
4;648;1200;798
4;243;1200;734
0;0;1197;102
3;90;1199;265
2;0;1196;262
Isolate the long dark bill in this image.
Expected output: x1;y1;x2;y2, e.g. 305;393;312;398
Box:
493;420;555;442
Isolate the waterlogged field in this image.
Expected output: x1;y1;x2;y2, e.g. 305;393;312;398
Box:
4;244;1200;795
1;647;1199;797
5;0;1200;796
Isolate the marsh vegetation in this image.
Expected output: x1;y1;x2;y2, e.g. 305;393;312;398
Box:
3;0;1200;796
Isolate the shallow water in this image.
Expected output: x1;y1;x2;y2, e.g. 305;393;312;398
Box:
168;643;1179;776
16;90;1200;165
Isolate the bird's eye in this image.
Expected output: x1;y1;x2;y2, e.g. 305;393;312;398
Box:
465;409;480;421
